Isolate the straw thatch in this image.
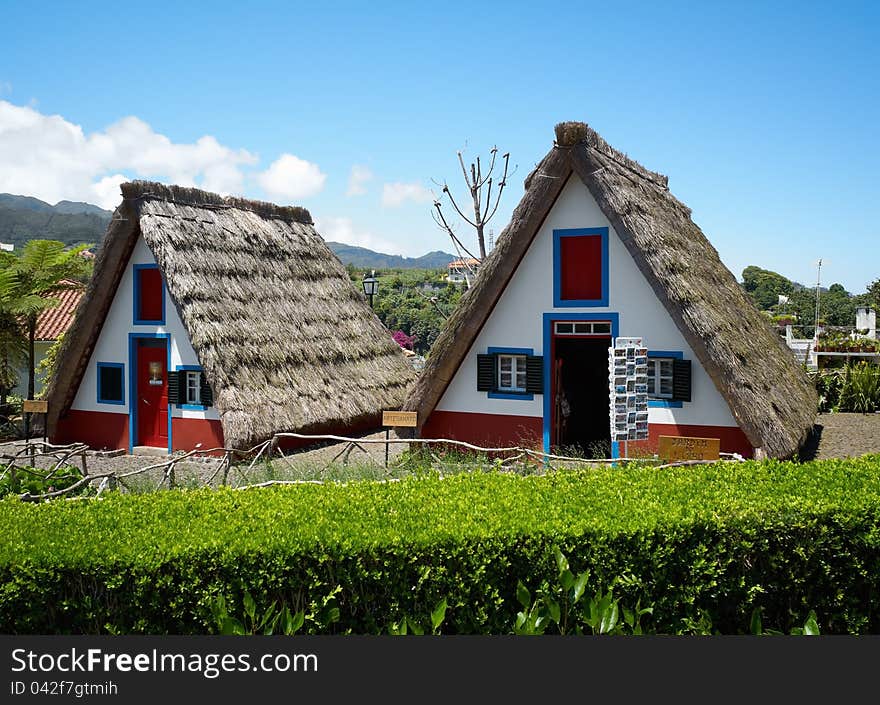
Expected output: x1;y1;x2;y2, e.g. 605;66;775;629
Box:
403;121;817;459
47;181;416;449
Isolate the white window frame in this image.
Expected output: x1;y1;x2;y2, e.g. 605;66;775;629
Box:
497;354;527;393
646;358;674;399
185;370;202;405
553;321;612;336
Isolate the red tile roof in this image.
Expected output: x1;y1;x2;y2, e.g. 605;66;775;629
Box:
35;281;85;341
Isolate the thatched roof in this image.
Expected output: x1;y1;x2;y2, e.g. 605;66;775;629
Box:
402;121;817;459
47;181;416;449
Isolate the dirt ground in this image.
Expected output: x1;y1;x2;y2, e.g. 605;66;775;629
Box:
799;412;880;461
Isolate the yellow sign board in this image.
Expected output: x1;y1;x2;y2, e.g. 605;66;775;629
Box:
382;410;418;428
23;399;48;414
657;435;720;461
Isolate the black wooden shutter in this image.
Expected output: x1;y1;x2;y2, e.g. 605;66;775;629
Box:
199;373;214;407
477;354;496;391
167;370;183;405
525;355;544;394
672;359;692;402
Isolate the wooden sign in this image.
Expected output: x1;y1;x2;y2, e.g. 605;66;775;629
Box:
658;435;720;461
382;410;418;428
23;399;48;414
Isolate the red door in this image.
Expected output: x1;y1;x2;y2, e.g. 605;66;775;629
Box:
136;341;168;448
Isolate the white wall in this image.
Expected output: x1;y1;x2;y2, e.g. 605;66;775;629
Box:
436;175;738;428
71;236;219;421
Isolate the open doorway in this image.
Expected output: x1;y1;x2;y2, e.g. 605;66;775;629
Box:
552;335;611;457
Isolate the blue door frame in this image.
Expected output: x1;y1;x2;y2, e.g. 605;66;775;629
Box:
128;332;172;454
542;312;620;459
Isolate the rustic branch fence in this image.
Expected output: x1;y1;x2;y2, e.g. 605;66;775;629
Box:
1;433;745;503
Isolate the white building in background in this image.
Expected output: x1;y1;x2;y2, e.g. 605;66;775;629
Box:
447;258;480;284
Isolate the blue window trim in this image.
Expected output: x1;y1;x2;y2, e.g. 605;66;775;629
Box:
486;347;534;400
133;264;166;325
552;227;609;308
647;350;684;408
176;364;208;410
542;313;619;457
96;362;125;405
128;332;172;454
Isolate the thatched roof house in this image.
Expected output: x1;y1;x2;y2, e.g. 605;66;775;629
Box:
47;181;416;452
402;121;817;459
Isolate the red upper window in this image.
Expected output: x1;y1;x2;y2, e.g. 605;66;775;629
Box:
135;266;164;323
559;234;603;301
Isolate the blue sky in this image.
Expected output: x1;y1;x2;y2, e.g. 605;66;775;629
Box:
1;0;877;292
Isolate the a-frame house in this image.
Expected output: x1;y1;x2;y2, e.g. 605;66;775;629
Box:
402;122;817;459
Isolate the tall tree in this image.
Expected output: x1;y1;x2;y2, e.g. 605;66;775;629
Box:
432;146;514;284
11;240;91;401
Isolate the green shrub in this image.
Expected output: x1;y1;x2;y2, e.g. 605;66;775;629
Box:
810;369;843;412
0;464;84;498
838;362;880;413
2;457;880;635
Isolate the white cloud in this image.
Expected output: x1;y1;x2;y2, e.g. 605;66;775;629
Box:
257;153;326;201
346;165;373;196
90;174;130;210
381;181;433;208
315;216;401;254
0;100;257;206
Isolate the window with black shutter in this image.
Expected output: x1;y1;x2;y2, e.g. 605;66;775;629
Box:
647;355;692;403
476;351;543;396
171;368;214;408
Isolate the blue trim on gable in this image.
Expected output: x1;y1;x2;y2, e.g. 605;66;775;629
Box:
647;350;684;408
128;332;172;454
175;364;208;410
542;312;619;456
132;264;166;325
96;362;125;405
552;227;609;308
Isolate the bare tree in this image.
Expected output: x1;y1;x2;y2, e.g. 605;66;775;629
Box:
432;146;513;283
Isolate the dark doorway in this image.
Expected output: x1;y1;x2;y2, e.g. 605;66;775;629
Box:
553;337;611;456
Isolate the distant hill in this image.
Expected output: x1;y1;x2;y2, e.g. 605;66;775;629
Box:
0;194;111;250
326;241;456;270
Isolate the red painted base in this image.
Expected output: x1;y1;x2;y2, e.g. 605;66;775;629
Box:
52;409;385;456
52;410;225;454
52;409;129;450
171;417;224;452
421;411;754;458
422;410;543;448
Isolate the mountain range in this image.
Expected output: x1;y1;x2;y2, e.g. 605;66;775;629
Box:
0;194;112;250
0;193;456;270
325;242;455;269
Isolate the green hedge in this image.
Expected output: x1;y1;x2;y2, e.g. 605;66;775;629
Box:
2;456;880;634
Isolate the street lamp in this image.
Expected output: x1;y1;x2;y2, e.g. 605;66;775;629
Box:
362;269;379;308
